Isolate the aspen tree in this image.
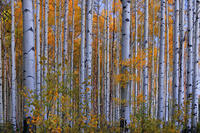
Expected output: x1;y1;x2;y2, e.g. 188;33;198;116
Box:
143;0;149;116
86;0;93;122
80;0;85;115
36;0;40;100
63;0;68;85
11;0;17;130
186;0;193;130
22;0;36;130
192;0;200;129
179;0;185;125
172;0;179;122
106;0;110;122
121;0;131;128
165;0;169;122
158;0;165;121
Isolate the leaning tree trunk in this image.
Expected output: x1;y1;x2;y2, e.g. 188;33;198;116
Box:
192;0;200;130
120;0;131;129
186;0;193;130
143;0;149;116
80;0;85;116
22;0;36;131
179;0;185;126
172;0;179;123
11;0;17;130
86;0;93;122
157;0;165;122
0;20;2;124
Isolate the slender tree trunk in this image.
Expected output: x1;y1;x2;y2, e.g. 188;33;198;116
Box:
97;0;101;126
150;0;154;118
186;0;193;130
120;0;131;129
22;0;36;131
40;0;44;93
86;0;93;122
116;13;120;122
80;0;85;116
192;0;200;129
58;0;63;117
36;0;40;100
11;0;17;130
157;0;165;121
105;0;110;122
0;20;2;124
44;0;49;120
63;0;68;86
54;0;57;73
3;49;7;122
103;14;107;119
165;0;169;122
70;0;75;101
143;0;149;116
172;0;179;123
179;0;185;126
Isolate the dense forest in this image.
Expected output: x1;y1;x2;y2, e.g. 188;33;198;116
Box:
0;0;200;132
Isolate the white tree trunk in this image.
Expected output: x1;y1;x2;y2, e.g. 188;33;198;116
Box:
179;0;185;126
0;20;2;124
80;0;85;116
143;0;149;116
58;0;63;117
150;0;155;118
172;0;179;122
157;0;165;121
63;0;68;85
36;0;40;100
44;0;49;119
11;0;17;130
86;0;93;122
186;0;193;130
22;0;36;128
192;0;200;129
165;0;169;122
105;0;110;122
121;0;131;128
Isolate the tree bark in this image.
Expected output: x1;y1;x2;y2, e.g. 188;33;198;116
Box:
86;0;93;122
192;0;200;129
11;0;17;130
157;0;165;121
172;0;179;123
22;0;36;131
120;0;131;129
143;0;149;116
186;0;193;130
